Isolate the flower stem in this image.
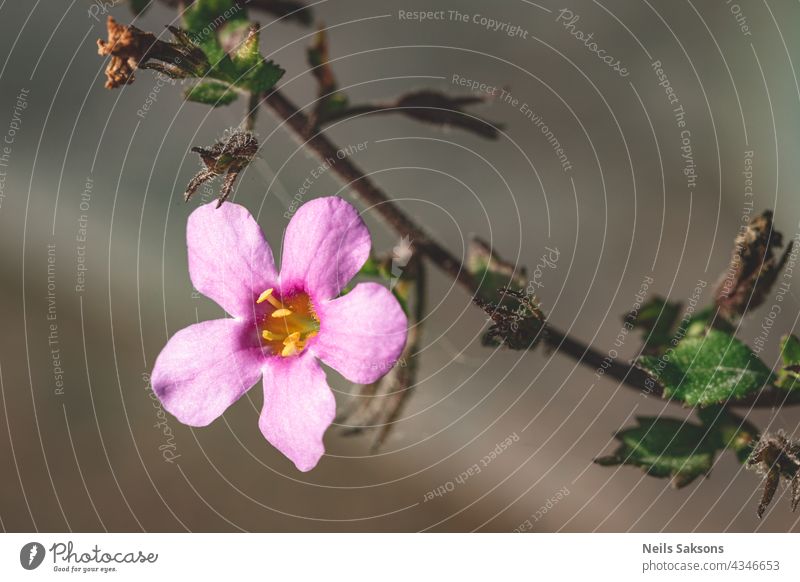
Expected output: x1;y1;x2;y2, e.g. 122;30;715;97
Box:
242;92;260;132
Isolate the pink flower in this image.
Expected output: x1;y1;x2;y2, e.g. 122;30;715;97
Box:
151;197;408;471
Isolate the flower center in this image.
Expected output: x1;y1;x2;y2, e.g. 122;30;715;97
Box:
256;288;319;357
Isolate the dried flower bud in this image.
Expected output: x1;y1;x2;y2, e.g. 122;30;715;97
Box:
715;210;792;320
747;431;800;518
474;288;546;350
185;130;259;207
97;17;157;88
97;17;208;89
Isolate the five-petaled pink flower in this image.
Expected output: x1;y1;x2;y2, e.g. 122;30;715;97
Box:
151;197;408;471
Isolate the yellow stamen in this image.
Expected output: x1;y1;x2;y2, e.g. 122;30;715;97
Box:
262;330;280;341
281;342;299;357
257;289;319;358
283;332;301;345
256;288;284;309
256;289;271;304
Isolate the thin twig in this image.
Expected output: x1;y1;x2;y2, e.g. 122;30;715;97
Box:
242;91;260;132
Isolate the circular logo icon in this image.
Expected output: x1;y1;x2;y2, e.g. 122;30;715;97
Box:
19;542;45;570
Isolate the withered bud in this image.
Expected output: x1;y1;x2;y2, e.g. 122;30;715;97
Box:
97;17;157;89
715;210;792;320
97;17;208;90
185;130;259;208
474;288;546;350
747;431;800;518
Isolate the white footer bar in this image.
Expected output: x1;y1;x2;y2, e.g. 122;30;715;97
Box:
0;533;795;580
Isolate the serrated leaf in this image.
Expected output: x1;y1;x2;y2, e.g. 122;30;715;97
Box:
182;0;248;69
636;329;772;406
684;306;734;339
595;416;718;487
237;58;285;94
776;334;800;391
180;4;285;96
185;81;239;106
211;24;284;94
780;334;800;365
183;0;248;37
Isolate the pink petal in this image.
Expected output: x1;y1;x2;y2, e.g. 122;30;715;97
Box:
188;202;278;319
152;319;264;426
280;197;370;300
259;354;335;472
313;283;408;384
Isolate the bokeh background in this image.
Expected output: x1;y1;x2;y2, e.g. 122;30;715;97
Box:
1;0;800;532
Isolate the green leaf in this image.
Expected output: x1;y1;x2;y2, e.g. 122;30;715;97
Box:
595;416;718;488
780;334;800;364
183;0;248;40
684;306;735;339
181;0;284;96
129;0;150;15
636;329;772;406
236;57;285;94
776;334;800;391
596;408;759;486
184;81;239;106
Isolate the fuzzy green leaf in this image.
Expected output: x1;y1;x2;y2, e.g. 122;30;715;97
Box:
595;416;718;488
183;0;248;39
684;306;735;339
636;329;772;406
775;334;800;391
181;0;284;95
236;57;285;94
184;81;239;106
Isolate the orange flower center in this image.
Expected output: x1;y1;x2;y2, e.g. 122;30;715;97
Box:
256;288;319;357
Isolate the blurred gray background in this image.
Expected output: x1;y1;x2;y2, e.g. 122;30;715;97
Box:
1;0;799;532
